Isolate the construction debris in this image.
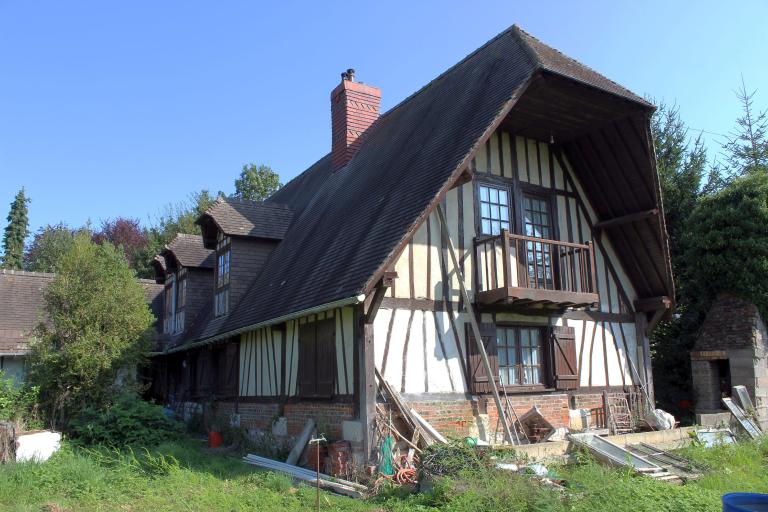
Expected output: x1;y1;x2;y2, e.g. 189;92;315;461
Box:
722;397;763;439
569;433;683;483
518;406;553;443
625;443;705;481
243;453;367;499
696;428;736;447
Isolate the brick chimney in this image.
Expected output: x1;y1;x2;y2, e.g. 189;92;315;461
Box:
331;69;381;171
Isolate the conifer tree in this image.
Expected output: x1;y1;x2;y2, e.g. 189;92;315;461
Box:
723;78;768;177
1;188;30;270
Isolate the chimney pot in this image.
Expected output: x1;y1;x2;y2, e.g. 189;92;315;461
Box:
346;68;355;82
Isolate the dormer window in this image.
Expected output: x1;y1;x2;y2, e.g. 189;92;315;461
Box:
163;272;177;334
175;268;187;334
215;232;231;317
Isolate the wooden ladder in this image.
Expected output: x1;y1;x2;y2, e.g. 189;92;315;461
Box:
605;392;633;434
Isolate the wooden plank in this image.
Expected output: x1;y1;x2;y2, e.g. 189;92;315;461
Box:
435;205;515;444
285;419;315;466
722;397;762;439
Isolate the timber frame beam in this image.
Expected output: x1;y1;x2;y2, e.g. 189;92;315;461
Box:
364;271;398;324
594;209;658;230
634;296;672;336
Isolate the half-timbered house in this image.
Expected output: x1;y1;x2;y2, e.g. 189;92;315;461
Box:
149;25;673;457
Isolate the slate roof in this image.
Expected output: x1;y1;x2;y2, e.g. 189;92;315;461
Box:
199;198;294;240
0;270;53;355
168;24;670;348
163;234;215;269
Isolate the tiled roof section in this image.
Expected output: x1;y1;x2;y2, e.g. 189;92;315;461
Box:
163;234;214;269
201;198;294;240
694;294;766;352
0;270;53;354
513;26;651;106
208;25;536;338
138;279;165;329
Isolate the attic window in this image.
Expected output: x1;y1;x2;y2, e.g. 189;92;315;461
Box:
215;232;231;317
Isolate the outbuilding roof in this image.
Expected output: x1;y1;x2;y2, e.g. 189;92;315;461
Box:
162;233;215;269
197;198;294;244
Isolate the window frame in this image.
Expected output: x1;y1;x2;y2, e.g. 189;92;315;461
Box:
214;232;231;317
175;268;188;334
496;322;550;392
476;181;513;236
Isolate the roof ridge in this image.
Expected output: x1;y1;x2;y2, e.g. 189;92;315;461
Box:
513;25;649;106
0;269;56;278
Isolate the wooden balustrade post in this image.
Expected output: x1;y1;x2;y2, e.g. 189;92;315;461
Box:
501;229;510;289
587;241;597;293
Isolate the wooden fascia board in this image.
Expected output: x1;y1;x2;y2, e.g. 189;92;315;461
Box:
361;73;538;297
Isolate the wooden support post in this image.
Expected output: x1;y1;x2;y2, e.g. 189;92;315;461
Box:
357;307;377;463
634;312;655;405
435;205;515;444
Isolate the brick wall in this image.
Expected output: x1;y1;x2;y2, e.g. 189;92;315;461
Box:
571;393;607;428
215;401;355;439
694;294;764;351
406;393;571;438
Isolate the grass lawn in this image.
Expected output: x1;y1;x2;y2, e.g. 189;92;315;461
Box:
1;436;767;511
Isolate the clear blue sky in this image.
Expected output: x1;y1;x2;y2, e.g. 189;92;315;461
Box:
1;1;766;237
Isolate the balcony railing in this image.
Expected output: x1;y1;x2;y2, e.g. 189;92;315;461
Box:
473;230;599;307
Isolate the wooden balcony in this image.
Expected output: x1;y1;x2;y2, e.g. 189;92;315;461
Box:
474;231;599;308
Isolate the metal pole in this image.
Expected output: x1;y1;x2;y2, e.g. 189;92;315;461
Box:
309;434;326;511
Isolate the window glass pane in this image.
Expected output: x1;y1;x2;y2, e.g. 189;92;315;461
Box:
499;190;508;204
500;206;509;221
490;187;499;203
481;203;490;218
492;205;500;220
501;221;510;232
491;221;500;235
480;186;489;201
482;219;491;234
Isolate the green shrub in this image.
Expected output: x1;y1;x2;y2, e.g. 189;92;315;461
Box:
0;371;41;427
68;394;183;447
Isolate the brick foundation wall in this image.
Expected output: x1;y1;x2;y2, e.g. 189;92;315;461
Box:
405;393;571;439
215;401;355;439
571;393;607;428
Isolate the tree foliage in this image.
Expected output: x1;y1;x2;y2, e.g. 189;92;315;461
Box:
723;78;768;177
234;164;282;201
24;223;81;273
134;190;220;278
683;173;768;316
2;188;30;270
27;233;155;428
92;217;148;270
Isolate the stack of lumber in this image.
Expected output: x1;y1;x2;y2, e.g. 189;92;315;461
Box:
243;453;368;498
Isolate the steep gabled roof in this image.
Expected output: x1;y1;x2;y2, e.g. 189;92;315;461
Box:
171;24;670;348
198;198;294;241
162;234;215;269
0;270;53;355
513;27;650;107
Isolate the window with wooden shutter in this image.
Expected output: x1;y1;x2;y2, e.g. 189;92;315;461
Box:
466;322;499;393
550;325;578;390
298;318;336;398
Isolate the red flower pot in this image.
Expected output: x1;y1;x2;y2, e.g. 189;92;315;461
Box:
208;431;223;448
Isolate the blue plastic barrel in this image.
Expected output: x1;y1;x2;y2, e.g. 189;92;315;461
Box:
723;493;768;512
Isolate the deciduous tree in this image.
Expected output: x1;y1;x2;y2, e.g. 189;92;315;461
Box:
28;233;155;427
234;164;281;201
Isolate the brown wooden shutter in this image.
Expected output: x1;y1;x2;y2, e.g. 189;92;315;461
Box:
315;318;336;398
224;341;239;397
466;322;499;393
551;325;578;390
298;322;317;398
